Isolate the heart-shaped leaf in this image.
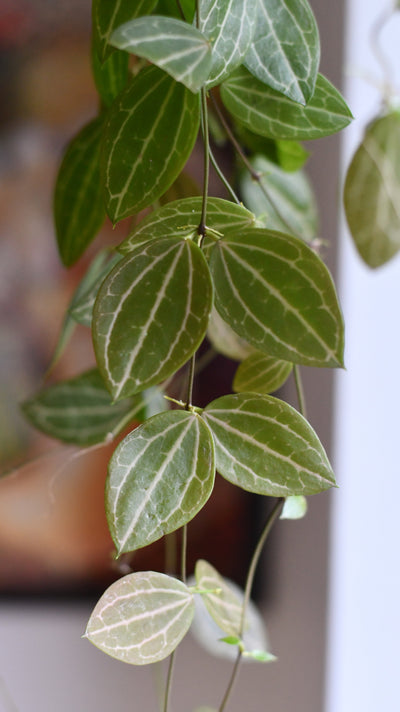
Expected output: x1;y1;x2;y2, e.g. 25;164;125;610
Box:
221;68;352;140
209;228;344;368
93;237;213;399
233;351;292;394
203;393;336;496
85;571;194;664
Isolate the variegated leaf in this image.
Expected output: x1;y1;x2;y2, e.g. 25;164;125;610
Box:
233;351;292;394
101;66;200;222
244;0;320;104
106;411;215;554
92;0;158;61
118;197;256;253
93;237;213;400
110;16;212;92
85;571;194;664
194;560;243;636
198;0;257;87
221;68;352;140
203;393;336;496
209;228;344;368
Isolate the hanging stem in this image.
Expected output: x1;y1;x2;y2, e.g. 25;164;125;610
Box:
218;498;285;712
293;364;307;419
163;651;176;712
181;524;188;584
199;86;210;237
209;145;241;204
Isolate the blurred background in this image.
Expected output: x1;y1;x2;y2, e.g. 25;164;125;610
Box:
0;1;399;711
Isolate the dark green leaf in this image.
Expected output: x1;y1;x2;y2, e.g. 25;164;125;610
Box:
203;393;336;496
110;16;212;92
22;369;165;446
156;0;195;22
69;252;123;327
221;68;352;140
101;66;200;222
85;571;194;664
91;40;130;107
344;112;400;267
107;411;215;553
93;237;213;400
54;117;105;266
233;351;292;394
92;0;158;62
244;0;320;104
209;228;344;368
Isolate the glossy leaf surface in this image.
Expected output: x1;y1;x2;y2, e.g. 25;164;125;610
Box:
93;237;213;400
110;16;212;92
221;69;352;140
209;228;344;368
107;411;215;554
244;0;320;104
85;571;194;664
22;370;165;446
203;393;336;496
344;112;400;267
198;0;256;87
102;66;200;222
54;118;105;266
233;351;292;394
93;0;158;61
118;197;255;253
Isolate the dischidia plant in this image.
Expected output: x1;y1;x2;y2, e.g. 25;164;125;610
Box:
21;0;354;710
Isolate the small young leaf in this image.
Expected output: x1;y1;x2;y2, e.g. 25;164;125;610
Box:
118;197;256;253
54;117;105;266
22;369;165;446
92;0;158;62
106;411;215;554
220;636;242;646
198;0;257;87
233;352;292;394
243;649;277;663
280;495;308;519
209;228;344;368
344;112;400;267
203;393;336;496
194;560;242;636
244;0;320;105
93;237;213;400
91;41;130;108
207;308;255;362
239;155;318;242
221;69;352;140
85;571;194;664
101;66;200;222
110;16;212;93
69;252;123;327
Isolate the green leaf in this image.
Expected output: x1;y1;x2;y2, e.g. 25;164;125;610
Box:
244;0;320;105
54;117;106;266
239;155;318;242
233;351;292;394
234;125;309;171
110;16;212;93
198;0;256;87
69;252;123;327
203;393;336;496
209;228;344;368
101;66;200;222
344;112;400;267
194;560;243;636
157;0;196;22
220;636;241;646
93;237;213;400
91;41;130;108
207;308;254;362
118;197;256;253
85;571;194;664
106;411;215;554
22;369;165;446
221;69;352;140
280;495;308;519
243;649;277;663
92;0;158;62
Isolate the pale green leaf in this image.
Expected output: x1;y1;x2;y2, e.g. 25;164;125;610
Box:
280;495;308;519
207;308;254;362
85;571;194;664
110;16;212;93
239;155;318;242
221;68;352;140
118;197;255;253
22;369;165;446
198;0;257;87
69;252;123;327
106;411;215;554
93;237;213;400
344;112;400;267
194;560;243;636
244;0;320;104
203;393;336;496
92;0;158;62
233;351;292;394
209;228;344;368
91;40;130;108
243;649;277;663
54;117;105;266
101;66;200;222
